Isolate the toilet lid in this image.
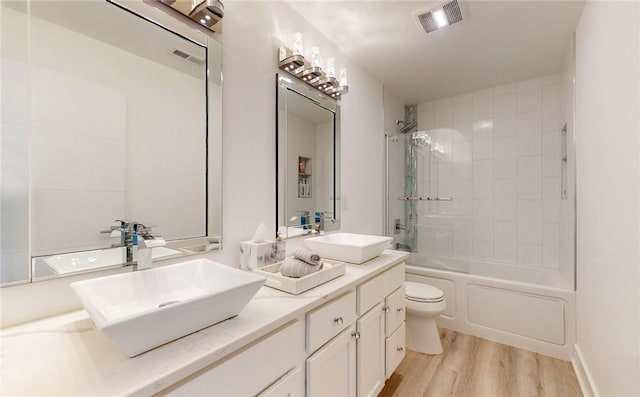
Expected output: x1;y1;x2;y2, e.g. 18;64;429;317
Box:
405;282;444;303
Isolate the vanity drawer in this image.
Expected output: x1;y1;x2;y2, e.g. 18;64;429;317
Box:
307;291;357;353
385;322;406;379
164;320;304;396
358;263;405;315
385;286;405;336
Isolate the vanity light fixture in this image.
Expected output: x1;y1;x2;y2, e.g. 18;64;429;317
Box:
155;0;224;32
278;46;349;100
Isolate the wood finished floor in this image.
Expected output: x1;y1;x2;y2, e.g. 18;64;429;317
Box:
379;328;582;397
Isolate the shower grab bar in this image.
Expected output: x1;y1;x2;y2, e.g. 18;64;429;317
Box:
397;196;452;201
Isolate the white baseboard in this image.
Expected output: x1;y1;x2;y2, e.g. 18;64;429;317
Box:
572;343;599;397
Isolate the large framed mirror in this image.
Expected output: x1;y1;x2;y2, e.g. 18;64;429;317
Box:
0;0;222;285
276;74;340;239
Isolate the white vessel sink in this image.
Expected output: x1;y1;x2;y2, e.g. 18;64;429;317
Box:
304;233;393;264
71;258;266;357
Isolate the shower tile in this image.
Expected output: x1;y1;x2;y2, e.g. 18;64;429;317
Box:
517;156;542;200
494;199;517;221
517;111;542;156
543;222;560;268
417;102;435;130
472;217;493;240
517;200;542;244
472;200;493;240
493;94;517;138
543;131;561;177
438;162;453;198
494;179;516;200
472;129;493;160
517;199;542;223
473;89;493;120
473;239;494;261
453;181;472;217
472;160;493;199
517;243;542;266
434;98;453;128
453;142;471;181
543;177;561;222
494;136;517;159
2;60;28;125
494;83;517;96
543;85;561;131
453;102;473;142
494;221;517;263
494;157;517;179
543;74;561;86
453;220;471;258
517;78;543;113
453;93;472;105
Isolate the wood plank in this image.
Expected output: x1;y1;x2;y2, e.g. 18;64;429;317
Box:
378;328;582;397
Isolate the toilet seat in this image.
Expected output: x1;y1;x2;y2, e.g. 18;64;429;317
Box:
405;282;444;303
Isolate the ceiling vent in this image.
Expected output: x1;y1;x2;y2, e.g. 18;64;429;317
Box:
171;48;205;65
413;0;465;34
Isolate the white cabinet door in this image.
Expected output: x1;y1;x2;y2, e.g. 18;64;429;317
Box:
385;286;405;336
356;303;385;397
385;322;406;379
306;325;357;397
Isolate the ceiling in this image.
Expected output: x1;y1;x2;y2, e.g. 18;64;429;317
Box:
287;0;585;104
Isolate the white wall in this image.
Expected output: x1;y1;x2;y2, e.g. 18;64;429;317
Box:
412;75;569;283
574;1;640;395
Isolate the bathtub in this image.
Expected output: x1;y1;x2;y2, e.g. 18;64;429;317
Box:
405;255;576;360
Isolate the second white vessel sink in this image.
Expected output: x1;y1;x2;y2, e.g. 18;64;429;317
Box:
71;258;266;357
304;233;393;264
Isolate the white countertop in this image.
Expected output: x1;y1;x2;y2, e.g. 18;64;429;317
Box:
0;250;408;396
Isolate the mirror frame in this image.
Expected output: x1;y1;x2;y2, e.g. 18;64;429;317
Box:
276;73;341;239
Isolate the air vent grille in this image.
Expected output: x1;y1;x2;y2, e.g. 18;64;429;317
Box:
171;49;205;65
172;49;190;59
417;12;438;34
443;0;463;25
413;0;465;35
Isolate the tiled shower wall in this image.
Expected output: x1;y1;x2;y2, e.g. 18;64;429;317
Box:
415;74;565;269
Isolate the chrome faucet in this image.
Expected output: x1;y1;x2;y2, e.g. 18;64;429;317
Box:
313;211;335;234
102;220;165;269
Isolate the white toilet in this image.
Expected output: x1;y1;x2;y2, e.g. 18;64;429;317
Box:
404;281;446;355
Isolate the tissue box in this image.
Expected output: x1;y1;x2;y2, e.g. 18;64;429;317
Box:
240;241;280;270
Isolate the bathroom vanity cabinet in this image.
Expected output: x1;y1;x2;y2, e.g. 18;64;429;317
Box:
0;251;408;396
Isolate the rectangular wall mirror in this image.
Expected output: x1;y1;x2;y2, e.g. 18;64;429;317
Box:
276;74;340;239
0;0;222;285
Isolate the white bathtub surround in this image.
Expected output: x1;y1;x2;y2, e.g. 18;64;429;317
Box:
412;72;574;288
406;265;575;360
0;251;407;395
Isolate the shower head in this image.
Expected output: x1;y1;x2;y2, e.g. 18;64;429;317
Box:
395;119;417;134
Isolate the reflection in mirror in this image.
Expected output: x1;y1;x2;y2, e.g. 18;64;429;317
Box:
276;74;340;239
0;0;222;285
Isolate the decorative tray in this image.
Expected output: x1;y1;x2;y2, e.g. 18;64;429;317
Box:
254;259;346;295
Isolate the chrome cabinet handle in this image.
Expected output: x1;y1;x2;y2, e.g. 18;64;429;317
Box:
382;306;390;313
334;317;344;325
397;307;404;313
351;331;361;340
397;347;404;353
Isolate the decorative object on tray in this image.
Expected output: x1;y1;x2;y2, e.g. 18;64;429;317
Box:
254;259;346;295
